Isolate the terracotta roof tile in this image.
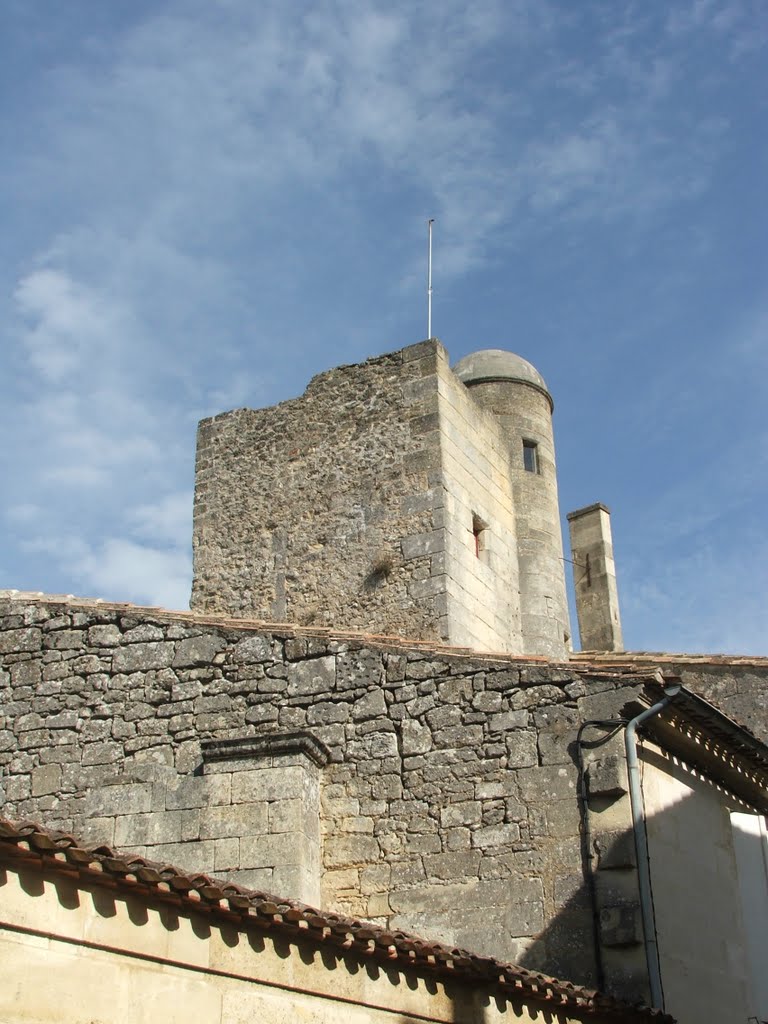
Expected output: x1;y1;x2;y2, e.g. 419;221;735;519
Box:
0;817;672;1023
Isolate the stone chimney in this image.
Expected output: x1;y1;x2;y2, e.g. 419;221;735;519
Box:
567;503;623;652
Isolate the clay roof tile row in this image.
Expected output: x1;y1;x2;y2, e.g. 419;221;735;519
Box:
0;817;672;1023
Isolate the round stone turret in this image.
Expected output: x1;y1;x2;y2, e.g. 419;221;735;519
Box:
453;348;570;659
453;349;553;409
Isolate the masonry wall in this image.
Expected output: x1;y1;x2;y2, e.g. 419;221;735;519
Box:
0;861;621;1024
191;340;449;640
570;655;768;746
433;353;523;653
669;663;768;744
192;339;558;656
464;378;571;659
0;593;636;987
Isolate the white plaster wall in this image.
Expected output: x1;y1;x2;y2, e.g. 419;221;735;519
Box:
435;352;523;654
731;811;768;1020
0;867;593;1024
640;744;754;1024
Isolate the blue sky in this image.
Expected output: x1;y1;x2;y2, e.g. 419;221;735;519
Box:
1;0;766;654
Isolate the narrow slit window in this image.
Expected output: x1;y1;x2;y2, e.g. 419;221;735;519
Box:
523;439;539;474
472;514;489;561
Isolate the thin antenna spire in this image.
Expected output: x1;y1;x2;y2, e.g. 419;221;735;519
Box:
427;218;434;339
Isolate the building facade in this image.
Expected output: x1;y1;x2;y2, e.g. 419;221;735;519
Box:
192;340;571;659
1;339;767;1024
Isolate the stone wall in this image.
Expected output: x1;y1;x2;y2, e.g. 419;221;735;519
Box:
0;592;647;987
670;663;768;745
462;375;571;658
433;349;523;653
3;591;768;1012
191;338;570;657
0;852;639;1024
191;341;449;640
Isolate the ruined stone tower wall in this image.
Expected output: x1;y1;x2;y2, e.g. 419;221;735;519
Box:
192;342;449;640
192;339;527;654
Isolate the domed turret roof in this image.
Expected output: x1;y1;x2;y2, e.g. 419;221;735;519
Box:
452;349;552;407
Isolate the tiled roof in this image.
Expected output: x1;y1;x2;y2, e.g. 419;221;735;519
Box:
0;818;672;1023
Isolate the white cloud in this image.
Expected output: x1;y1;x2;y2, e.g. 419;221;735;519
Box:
130;491;193;546
14;269;131;382
4;504;43;525
22;533;191;611
80;538;191;610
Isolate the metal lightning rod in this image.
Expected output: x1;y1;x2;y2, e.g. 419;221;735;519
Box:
427;218;434;339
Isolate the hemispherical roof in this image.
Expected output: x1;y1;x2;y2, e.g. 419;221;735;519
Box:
452;349;551;402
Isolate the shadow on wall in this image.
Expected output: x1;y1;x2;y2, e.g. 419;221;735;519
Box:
3;864;580;1024
516;742;768;1024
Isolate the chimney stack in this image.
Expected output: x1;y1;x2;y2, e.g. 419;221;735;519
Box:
567;503;623;652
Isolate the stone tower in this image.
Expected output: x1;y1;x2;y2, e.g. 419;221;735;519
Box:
191;339;571;658
453;350;571;658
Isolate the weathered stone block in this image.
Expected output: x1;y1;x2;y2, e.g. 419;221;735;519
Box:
587;755;628;798
45;711;78;730
87;625;122;647
115;810;183;846
46;629;85;650
268;798;311;835
200;802;268;840
351;689;387;720
506;730;538;768
172;634;227;668
150;840;216;873
370;774;402;799
600;904;642;947
440;801;481;828
82;742;123;766
232;634;273;663
472;691;502;712
123;624;165;643
324;835;380;867
9;661;41;686
423;850;481;880
165;775;231;810
593;829;637;870
517;765;576;801
0;628;42;655
489;710;528;733
240;832;304;868
86;782;153;817
112;642;175;672
473;823;520;849
510;684;565;709
307;701;349;725
287;656;336;696
31;763;61;797
214;837;240;871
232;765;309;803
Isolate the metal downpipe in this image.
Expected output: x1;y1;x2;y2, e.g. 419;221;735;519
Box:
624;683;681;1011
